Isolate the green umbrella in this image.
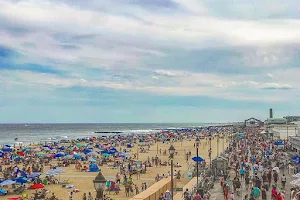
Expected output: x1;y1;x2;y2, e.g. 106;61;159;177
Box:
76;143;82;147
102;153;110;157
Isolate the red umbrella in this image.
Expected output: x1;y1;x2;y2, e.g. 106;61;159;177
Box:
30;183;44;189
17;152;24;157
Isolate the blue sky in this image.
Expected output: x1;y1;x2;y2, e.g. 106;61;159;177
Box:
0;0;300;123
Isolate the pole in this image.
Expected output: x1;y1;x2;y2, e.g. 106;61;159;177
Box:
222;136;225;152
209;138;212;170
287;125;289;140
137;147;139;160
217;135;219;156
171;158;174;200
196;146;199;189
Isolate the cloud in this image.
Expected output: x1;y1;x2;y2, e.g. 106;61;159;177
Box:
1;0;300;122
154;70;184;77
261;83;293;90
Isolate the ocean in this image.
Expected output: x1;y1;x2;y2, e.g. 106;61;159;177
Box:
0;123;213;145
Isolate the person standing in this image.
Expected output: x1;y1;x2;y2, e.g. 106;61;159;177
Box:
82;193;87;200
88;192;93;200
281;174;286;189
261;186;267;200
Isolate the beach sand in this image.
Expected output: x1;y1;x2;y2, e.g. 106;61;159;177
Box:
2;137;228;200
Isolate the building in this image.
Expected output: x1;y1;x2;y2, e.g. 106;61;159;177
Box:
267;124;298;140
244;117;263;127
284;116;300;123
289;136;300;152
264;118;287;125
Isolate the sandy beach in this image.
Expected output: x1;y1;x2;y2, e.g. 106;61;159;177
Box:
1;135;228;200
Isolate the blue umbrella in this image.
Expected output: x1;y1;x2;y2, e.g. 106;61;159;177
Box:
2;147;12;152
45;168;65;180
14;177;28;184
28;173;41;179
0;189;7;195
0;180;16;186
73;154;82;159
192;156;205;162
84;149;92;154
54;153;65;158
274;141;284;146
0;151;4;157
15;157;23;161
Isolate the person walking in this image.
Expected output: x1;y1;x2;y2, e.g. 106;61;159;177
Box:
281;174;286;189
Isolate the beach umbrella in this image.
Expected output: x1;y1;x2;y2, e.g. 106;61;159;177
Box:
16;152;24;157
89;158;97;162
101;150;109;154
28;173;41;179
76;143;82;147
44;147;51;151
0;189;7;195
45;168;65;179
87;151;98;156
120;152;130;157
73;154;82;160
102;153;110;157
0;180;16;186
274;141;284;146
30;183;44;189
23;147;32;152
58;146;65;151
14;157;23;161
33;148;41;152
38;153;46;157
110;147;117;151
192;156;205;162
2;147;12;152
45;170;58;176
84;149;92;154
14;177;28;184
63;155;73;159
54;152;65;158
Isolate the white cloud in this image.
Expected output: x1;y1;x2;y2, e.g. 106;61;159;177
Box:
154;70;184;77
0;0;300;106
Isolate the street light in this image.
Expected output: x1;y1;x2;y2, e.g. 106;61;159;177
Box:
93;171;106;200
217;134;219;156
208;133;212;171
195;137;200;190
169;145;175;200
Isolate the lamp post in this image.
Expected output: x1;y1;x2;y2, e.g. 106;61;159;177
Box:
208;133;212;171
287;124;289;140
195;137;200;190
169;145;175;200
217;134;219;156
93;171;107;200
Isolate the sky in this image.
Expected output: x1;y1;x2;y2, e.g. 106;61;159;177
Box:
0;0;300;123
